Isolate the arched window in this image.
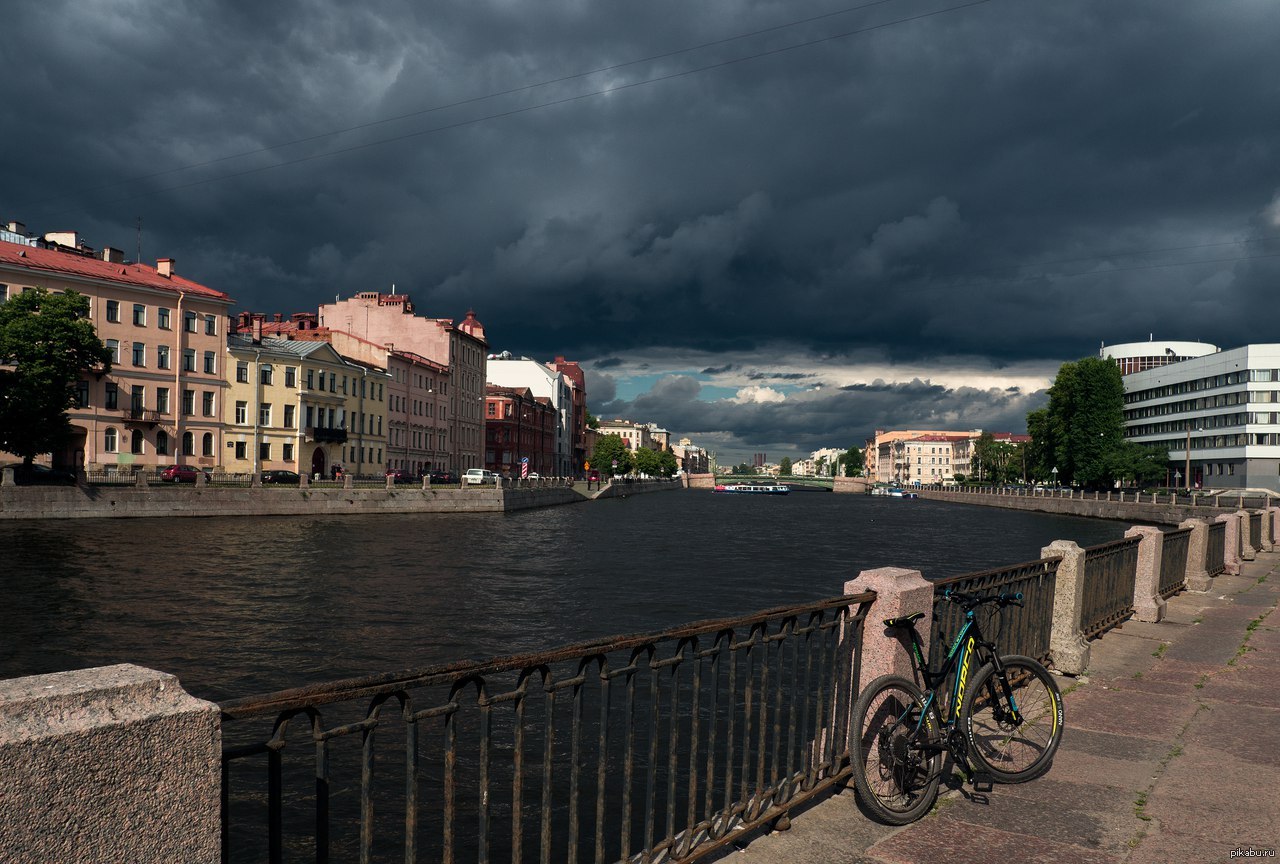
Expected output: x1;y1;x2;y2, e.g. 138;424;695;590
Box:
156;431;169;455
202;432;214;457
104;427;118;453
182;432;195;456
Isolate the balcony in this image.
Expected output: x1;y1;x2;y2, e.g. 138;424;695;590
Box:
307;426;348;444
126;408;162;426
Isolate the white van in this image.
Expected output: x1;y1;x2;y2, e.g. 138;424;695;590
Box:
464;468;500;485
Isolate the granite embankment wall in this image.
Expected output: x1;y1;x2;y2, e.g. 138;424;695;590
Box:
593;478;681;499
917;488;1236;525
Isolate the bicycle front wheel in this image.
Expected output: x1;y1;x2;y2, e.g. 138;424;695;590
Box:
851;675;943;825
962;654;1063;783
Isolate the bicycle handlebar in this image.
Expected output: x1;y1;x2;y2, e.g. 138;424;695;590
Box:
941;589;1024;609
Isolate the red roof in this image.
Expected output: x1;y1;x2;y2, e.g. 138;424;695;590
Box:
0;241;231;302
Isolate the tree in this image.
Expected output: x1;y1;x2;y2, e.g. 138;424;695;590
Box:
590;434;632;476
733;462;755;475
633;446;661;476
779;457;792;475
585;410;599;430
841;446;864;477
1029;356;1127;488
0;288;111;464
815;455;827;476
657;449;678;477
1025;408;1053;483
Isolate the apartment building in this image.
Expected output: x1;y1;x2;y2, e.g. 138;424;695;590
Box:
0;227;233;472
486;354;582;476
484;385;556;477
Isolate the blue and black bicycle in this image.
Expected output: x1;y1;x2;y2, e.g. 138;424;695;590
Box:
850;590;1064;824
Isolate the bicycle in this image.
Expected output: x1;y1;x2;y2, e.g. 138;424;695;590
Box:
850;590;1064;825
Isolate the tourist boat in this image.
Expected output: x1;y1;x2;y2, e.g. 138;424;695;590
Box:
713;482;791;495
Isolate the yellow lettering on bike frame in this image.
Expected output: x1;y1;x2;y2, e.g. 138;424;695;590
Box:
953;636;976;719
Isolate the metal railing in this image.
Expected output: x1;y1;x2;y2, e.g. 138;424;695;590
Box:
1158;527;1192;599
1079;537;1140;638
1206;521;1226;577
219;593;874;864
1249;512;1263;549
931;558;1059;665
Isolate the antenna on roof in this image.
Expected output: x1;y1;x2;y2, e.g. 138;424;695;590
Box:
391;283;396;295
135;216;142;263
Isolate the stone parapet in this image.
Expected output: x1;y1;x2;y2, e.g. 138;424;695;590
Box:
0;664;220;864
917;489;1236;526
1238;510;1257;560
1041;540;1090;675
1179;518;1212;592
1125;525;1166;623
1215;512;1242;575
843;568;933;684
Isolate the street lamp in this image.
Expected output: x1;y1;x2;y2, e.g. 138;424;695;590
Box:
1184;423;1201;491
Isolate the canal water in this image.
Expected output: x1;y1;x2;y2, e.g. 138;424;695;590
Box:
1;489;1126;701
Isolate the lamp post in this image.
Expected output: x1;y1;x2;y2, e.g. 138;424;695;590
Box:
1184;423;1194;491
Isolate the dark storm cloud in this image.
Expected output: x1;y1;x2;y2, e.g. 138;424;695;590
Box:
4;0;1279;455
592;357;625;370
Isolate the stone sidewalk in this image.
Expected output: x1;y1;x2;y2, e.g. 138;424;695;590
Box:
727;552;1280;864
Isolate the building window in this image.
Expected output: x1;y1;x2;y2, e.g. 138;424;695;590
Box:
203;352;216;374
235;401;248;425
158;308;171;329
105;383;119;410
104;427;118;452
306;369;314;389
132;342;145;367
184;311;197;333
182;389;195;416
202;432;214;457
234;441;247;460
182;432;195;456
236;361;249;383
156;431;169;455
157;345;170;369
259;404;272;426
157;387;170;414
204;315;217;336
131;431;144;455
131;385;144;414
261;365;273;385
283;442;294;461
106;300;120;323
183;349;195;372
305;406;314;428
75;380;89;408
106;339;120;363
202;391;215;417
285;367;296;388
133;304;146;326
283;405;295;429
259;442;271;461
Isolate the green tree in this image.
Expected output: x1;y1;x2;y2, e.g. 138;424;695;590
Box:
733;462;755;475
0;288;111;464
841;446;864;477
591;434;633;476
657;449;678;477
1025;408;1053;482
633;446;661;476
1030;356;1127;487
585;410;599;430
779;456;792;475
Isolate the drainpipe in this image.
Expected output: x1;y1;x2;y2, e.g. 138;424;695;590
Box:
174;292;185;465
252;350;262;474
357;365;366;475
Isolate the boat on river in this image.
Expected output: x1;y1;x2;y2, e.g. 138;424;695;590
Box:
713;482;791;495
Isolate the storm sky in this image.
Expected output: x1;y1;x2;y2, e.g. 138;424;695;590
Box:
5;0;1279;463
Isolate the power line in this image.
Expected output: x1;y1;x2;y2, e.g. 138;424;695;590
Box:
35;0;997;216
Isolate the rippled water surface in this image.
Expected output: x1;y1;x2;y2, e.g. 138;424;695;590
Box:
2;490;1126;700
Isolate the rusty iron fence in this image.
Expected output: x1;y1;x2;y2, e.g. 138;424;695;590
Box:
931;558;1060;665
1158;527;1192;600
1079;537;1140;638
1206;521;1226;577
1249;512;1263;550
218;593;874;864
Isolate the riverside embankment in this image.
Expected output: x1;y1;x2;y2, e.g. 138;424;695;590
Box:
0;476;679;520
915;485;1263;525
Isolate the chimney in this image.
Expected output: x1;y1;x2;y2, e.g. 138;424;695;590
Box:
251;315;264;344
273;313;283;323
100;247;124;264
157;258;174;278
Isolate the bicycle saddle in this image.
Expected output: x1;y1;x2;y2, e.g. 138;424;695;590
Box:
882;611;925;628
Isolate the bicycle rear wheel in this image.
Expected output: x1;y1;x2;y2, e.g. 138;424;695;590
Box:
962;655;1063;783
851;675;943;825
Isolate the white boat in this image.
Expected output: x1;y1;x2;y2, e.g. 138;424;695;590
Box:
713;482;790;495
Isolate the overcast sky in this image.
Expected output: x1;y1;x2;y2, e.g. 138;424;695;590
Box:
5;0;1279;463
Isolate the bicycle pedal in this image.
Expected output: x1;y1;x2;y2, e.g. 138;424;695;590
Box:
971;773;994;793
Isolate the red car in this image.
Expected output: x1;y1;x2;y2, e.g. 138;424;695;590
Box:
159;464;206;483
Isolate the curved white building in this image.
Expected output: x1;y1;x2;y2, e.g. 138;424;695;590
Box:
1100;339;1219;376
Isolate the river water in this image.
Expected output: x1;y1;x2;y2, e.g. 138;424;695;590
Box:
1;489;1126;702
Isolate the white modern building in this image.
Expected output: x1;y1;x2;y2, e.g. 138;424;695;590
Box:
1100;338;1219;375
485;354;577;476
1122;343;1280;491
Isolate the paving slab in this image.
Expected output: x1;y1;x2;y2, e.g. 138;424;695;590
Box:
867;819;1121;864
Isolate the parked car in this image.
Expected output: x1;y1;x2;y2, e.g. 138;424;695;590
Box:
586;469;601;483
385;469;416;484
428;469;459;485
0;462;77;486
463;468;500;485
159;464;208;483
526;472;540;480
261;470;301;485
